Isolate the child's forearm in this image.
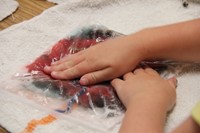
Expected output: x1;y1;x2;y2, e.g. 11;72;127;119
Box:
129;19;200;62
119;96;168;133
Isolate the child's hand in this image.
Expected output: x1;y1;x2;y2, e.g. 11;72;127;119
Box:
44;34;145;85
111;68;177;111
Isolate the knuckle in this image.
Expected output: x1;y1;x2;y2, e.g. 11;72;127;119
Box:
84;56;100;68
65;68;79;78
90;73;97;83
85;57;94;65
64;61;74;68
134;68;143;73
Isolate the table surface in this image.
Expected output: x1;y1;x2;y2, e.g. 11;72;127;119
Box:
0;0;55;31
0;0;55;132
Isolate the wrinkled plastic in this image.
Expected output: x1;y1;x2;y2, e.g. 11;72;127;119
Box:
2;25;185;132
1;25;175;113
4;25;125;116
2;25;200;132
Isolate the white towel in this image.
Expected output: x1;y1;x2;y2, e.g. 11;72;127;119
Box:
0;0;200;132
47;0;72;4
0;0;18;21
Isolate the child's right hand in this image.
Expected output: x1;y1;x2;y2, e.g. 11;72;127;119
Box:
111;68;177;111
44;33;147;85
44;19;200;86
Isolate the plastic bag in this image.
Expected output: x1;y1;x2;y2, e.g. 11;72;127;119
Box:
1;25;182;132
4;25;125;116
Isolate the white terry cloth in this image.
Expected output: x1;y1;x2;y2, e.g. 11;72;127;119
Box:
0;0;19;21
47;0;71;4
0;0;200;132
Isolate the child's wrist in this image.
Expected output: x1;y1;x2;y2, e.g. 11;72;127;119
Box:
128;28;158;61
127;94;170;113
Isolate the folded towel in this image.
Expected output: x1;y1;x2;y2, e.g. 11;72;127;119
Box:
0;0;200;132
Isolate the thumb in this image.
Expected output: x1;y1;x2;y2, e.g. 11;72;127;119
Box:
79;68;114;85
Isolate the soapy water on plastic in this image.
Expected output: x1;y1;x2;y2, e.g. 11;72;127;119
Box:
12;25;126;117
2;25;174;118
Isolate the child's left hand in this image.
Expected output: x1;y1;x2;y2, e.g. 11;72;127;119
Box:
111;68;177;111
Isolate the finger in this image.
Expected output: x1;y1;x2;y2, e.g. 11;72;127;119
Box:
51;51;84;66
43;66;53;74
44;61;74;73
51;68;79;80
44;56;84;73
51;54;74;65
133;68;145;75
111;78;124;93
50;60;94;80
123;72;134;80
51;57;104;80
144;68;159;76
79;67;114;85
167;77;177;88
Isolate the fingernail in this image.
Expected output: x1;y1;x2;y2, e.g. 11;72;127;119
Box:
80;77;89;85
51;71;57;76
44;66;50;71
51;62;57;65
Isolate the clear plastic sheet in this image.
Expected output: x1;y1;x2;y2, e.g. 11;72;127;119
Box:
3;25;125;116
2;25;193;132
